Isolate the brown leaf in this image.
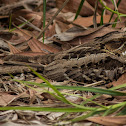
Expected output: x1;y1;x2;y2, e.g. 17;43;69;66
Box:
42;92;57;100
28;38;47;53
12;9;42;28
108;73;126;87
0;30;29;51
35;78;44;83
14;26;60;53
87;116;126;126
8;42;21;54
72;15;111;27
28;89;37;104
55;20;70;33
0;38;9;50
0;92;17;106
56;0;94;16
28;37;59;53
45;22;56;37
0;0;18;5
0;59;4;64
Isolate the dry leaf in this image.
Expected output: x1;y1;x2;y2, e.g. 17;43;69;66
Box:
109;73;126;87
56;0;94;16
72;15;111;27
0;0;18;5
8;42;22;54
87;116;126;126
28;37;59;53
45;22;56;37
12;9;42;28
55;20;70;33
28;89;37;104
0;59;4;64
13;26;60;53
0;92;17;106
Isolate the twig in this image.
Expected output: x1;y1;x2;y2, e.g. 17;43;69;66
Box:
93;0;99;28
17;16;41;32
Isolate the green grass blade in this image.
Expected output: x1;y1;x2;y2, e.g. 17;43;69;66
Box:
9;14;12;31
110;0;114;5
112;17;118;27
20;69;70;104
100;0;122;22
15;80;107;109
37;0;70;39
43;0;46;43
102;106;113;116
74;0;85;20
9;18;34;32
27;68;100;110
71;108;102;122
117;0;122;6
18;80;126;96
99;0;123;16
110;83;126;90
82;83;126;108
0;106;95;112
63;92;107;109
100;8;105;25
109;13;114;22
116;105;126;115
52;86;126;96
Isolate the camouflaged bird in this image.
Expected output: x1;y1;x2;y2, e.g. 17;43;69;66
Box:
2;31;126;84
